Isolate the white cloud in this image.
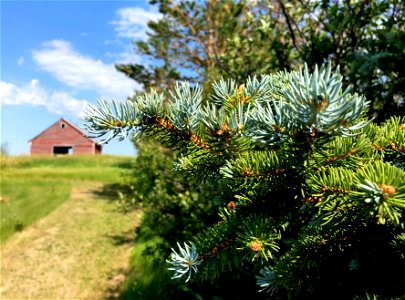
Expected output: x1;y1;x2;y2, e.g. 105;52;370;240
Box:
105;43;143;64
1;80;46;106
32;40;140;99
17;56;24;66
0;80;90;118
48;92;90;117
111;7;161;40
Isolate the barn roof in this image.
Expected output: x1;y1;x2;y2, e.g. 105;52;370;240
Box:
29;117;100;145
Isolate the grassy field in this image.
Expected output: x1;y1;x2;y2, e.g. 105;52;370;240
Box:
0;154;143;299
0;155;133;243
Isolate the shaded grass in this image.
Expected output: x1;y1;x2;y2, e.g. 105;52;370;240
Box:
116;224;200;300
117;236;199;300
0;155;135;243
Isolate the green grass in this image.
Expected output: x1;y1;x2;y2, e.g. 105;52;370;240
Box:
0;155;135;243
117;236;191;300
116;228;198;300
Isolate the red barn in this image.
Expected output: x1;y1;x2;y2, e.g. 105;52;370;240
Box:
29;118;102;155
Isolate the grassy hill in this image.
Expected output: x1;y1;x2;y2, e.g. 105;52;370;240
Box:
0;155;134;243
0;154;143;299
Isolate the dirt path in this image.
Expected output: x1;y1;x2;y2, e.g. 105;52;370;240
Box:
0;183;141;299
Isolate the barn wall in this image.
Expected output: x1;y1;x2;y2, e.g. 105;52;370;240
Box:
30;119;101;155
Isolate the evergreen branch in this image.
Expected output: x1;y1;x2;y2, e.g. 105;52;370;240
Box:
198;238;235;260
186;212;285;280
84;89;209;149
210;78;237;105
306;167;355;195
305;167;357;225
83;99;144;143
326;147;358;163
175;150;226;180
220;150;289;180
235;215;281;262
247;99;291;145
312;135;374;169
166;242;203;282
168;81;203;132
281;62;371;138
352;161;405;225
370;116;405;154
307;162;405;226
85;62;372;149
152;116;208;150
256;266;278;294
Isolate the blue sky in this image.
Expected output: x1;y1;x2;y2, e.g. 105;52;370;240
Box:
1;0;161;156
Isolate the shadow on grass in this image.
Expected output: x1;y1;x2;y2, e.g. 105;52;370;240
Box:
92;183;132;202
107;229;136;246
114;161;135;170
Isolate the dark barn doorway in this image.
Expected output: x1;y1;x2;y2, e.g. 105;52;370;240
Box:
53;146;73;155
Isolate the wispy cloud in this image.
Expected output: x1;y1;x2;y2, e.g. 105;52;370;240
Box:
17;56;24;66
111;7;161;40
32;40;140;99
0;79;90;118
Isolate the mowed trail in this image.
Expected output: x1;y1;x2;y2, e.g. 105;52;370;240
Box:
1;183;141;299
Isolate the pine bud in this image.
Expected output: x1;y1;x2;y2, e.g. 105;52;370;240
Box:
227;201;237;210
250;240;262;252
379;184;396;197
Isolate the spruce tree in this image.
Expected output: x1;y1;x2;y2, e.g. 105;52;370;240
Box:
85;63;405;299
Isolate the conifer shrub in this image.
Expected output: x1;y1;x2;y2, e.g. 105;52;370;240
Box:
118;138;221;258
85;63;405;299
116;139;223;299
